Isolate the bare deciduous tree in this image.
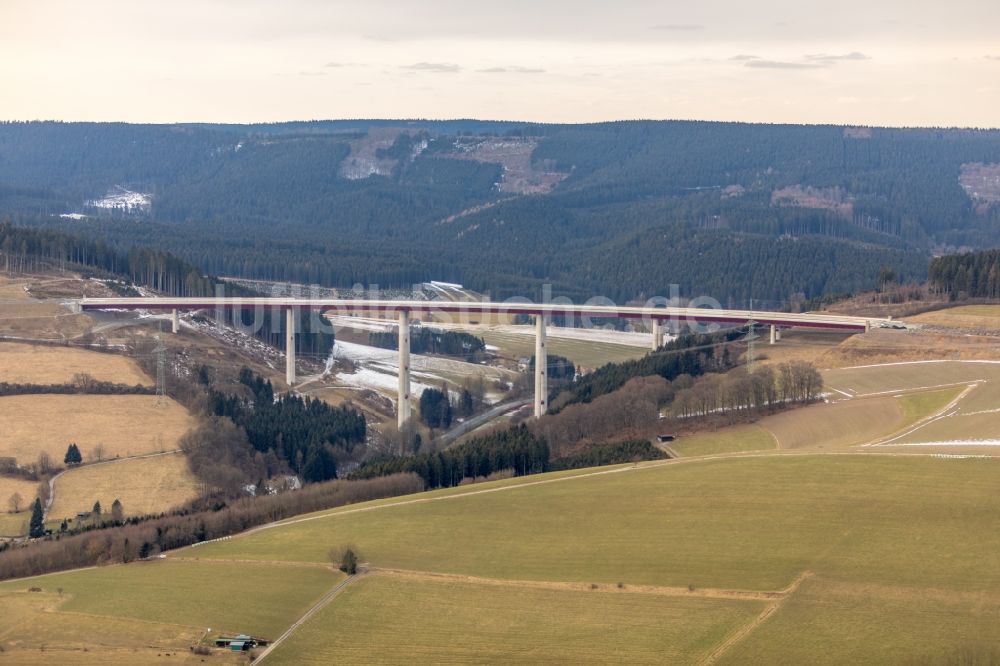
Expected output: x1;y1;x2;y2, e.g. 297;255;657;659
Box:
7;491;23;513
36;452;55;475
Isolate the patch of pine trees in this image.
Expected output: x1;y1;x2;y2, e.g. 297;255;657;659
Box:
349;424;549;489
208;368;366;483
0;221;226;297
368;328;486;358
930;249;1000;300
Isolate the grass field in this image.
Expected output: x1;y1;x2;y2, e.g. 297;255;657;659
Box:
670;424;777;457
0;394;196;465
189;456;1000;592
908;304;1000;330
0;559;341;660
672;363;994;456
180;454;1000;663
269;573;764;665
896;386;966;427
0;475;40;537
2;454;999;662
0;342;152;386
891;409;1000;445
820;329;1000;366
759;396;903;449
0;511;28;537
48;453;202;521
475;329;646;369
0;475;40;509
823;360;1000;397
821;364;1000;448
720;577;1000;665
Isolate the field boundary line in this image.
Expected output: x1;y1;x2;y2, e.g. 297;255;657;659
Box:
252;572;362;664
838;359;1000;370
170;556;334;570
847;379;985;399
371;567;788;600
698;570;812;666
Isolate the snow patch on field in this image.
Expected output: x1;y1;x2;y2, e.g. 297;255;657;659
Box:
327;315;396;333
329;339;513;403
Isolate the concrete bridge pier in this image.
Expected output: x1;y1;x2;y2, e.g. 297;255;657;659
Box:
397;310;411;427
651;319;661;351
769;324;776;345
171;309;180;334
285;309;296;386
534;315;548;417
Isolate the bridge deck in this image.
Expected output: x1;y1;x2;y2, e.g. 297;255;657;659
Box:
77;297;884;331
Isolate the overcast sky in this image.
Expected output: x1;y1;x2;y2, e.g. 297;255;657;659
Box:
2;0;998;127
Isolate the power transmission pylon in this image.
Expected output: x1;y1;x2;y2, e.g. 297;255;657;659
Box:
743;320;759;370
154;335;167;407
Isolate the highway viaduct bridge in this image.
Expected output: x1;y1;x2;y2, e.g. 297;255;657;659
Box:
77;297;888;427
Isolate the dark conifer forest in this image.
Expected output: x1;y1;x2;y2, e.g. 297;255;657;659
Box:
208;369;367;482
929;249;1000;300
2;119;999;303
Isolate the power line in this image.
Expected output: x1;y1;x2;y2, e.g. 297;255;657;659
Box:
154;335;167;407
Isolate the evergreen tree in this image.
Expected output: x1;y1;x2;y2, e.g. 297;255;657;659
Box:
111;498;123;523
339;548;359;575
302;441;337;483
92;500;102;516
28;498;45;538
459;389;475;418
419;387;452;429
63;443;82;465
350;424;548;489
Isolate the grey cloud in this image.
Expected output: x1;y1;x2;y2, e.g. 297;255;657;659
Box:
745;60;826;70
805;51;871;62
298;70;327;76
650;23;705;31
325;62;346;68
402;62;462;73
729;54;760;61
477;66;545;74
986;55;1000;60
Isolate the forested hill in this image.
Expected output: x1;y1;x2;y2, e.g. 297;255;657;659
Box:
2;119;998;303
